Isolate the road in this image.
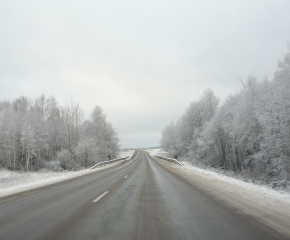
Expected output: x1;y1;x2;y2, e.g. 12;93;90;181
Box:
0;150;288;240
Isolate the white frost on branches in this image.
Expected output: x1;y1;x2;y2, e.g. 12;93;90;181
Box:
160;47;290;188
0;95;120;171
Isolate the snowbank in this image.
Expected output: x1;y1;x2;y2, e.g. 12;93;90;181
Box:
154;158;290;238
182;161;290;204
0;150;135;199
145;148;169;158
118;149;135;159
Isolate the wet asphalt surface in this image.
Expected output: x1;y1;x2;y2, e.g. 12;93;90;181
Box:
0;150;288;240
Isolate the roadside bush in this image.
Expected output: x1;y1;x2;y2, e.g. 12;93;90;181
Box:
56;149;81;171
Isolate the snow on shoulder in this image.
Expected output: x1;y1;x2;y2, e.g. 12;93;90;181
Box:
168;161;290;238
0;150;135;199
0;164;114;199
145;148;169;158
148;149;290;237
118;149;135;159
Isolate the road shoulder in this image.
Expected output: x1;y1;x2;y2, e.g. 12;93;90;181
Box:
0;152;137;201
149;154;290;239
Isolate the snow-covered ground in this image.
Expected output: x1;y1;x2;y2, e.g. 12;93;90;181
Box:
181;162;290;237
181;161;290;204
145;148;169;158
149;150;290;237
118;149;135;159
0;150;135;199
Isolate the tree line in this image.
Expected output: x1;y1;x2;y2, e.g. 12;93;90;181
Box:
160;48;290;187
0;95;119;171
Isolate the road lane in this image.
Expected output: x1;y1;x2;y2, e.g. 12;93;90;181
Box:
0;152;141;240
143;152;287;240
0;150;288;240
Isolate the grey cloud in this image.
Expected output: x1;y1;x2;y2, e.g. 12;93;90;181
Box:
1;0;290;147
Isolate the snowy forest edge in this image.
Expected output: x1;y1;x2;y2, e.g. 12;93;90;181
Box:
0;98;120;172
160;46;290;190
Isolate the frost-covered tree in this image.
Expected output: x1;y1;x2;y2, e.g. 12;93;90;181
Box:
160;89;219;159
0;95;120;171
256;49;290;183
160;122;179;158
90;106;119;161
160;46;290;187
21;122;36;171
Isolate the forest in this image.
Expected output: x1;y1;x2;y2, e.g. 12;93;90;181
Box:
0;96;119;171
160;48;290;188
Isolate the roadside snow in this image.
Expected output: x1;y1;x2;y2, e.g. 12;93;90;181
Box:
118;149;135;159
182;162;290;237
152;156;290;238
0;150;135;199
145;148;169;158
182;161;290;203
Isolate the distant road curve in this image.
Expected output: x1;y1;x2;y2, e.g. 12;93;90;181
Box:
0;150;287;240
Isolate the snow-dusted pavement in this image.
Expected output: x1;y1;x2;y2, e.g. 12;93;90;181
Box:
1;150;287;240
0;150;135;198
150;154;290;238
1;149;290;239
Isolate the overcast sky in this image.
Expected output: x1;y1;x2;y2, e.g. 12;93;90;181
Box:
1;0;290;148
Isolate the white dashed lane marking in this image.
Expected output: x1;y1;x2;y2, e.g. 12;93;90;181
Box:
92;191;109;203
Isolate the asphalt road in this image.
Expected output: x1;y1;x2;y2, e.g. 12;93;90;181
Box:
0;150;288;240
